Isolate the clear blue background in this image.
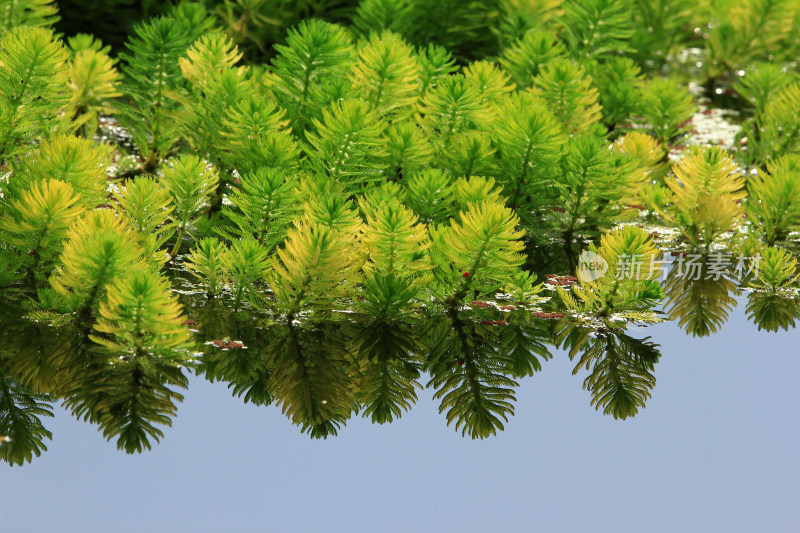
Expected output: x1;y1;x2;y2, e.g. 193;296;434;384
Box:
3;297;799;533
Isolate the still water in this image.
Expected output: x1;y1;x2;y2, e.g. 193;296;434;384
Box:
2;270;798;532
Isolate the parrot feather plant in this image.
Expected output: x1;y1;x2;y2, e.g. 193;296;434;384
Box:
557;226;665;320
660;146;747;249
75;269;195;453
0;26;69;164
429;201;527;307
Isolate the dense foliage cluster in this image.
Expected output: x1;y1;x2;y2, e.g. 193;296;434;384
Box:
2;0;800;460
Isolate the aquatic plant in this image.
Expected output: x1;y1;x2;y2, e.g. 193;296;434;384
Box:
0;0;59;33
112;177;176;264
661;147;747;249
350;31;419;119
558;0;634;62
551;134;639;249
269;218;363;320
304;98;387;194
430;201;527;306
742;81;800;167
558;226;664;318
734;63;795;120
184;237;231;297
77;269;194;453
264;19;353;136
218;93;299;175
746;156;800;246
48;210;144;315
358;199;432;318
174;32;251;173
490;91;564;216
65;34;121;136
706;0;797;81
9;134;112;209
0;27;69;163
160;154;219;257
628;0;694;68
117;16;194;171
499;28;566;88
0;179;84;284
532;59;602;134
636;78;695;148
752;246;799;291
226;237;271;309
591;57;643;131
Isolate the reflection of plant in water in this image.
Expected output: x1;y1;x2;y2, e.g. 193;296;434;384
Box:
0;374;54;466
746;293;800;332
0;313;85;396
425;310;519;439
354;319;424;424
0;304;84;464
192;303;273;406
498;311;556;377
662;256;740;337
745;247;800;332
263;322;358;438
554;319;660;420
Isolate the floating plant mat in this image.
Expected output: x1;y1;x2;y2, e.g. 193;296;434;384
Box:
3;0;800;472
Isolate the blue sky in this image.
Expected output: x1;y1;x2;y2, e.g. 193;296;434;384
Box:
3;297;799;533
